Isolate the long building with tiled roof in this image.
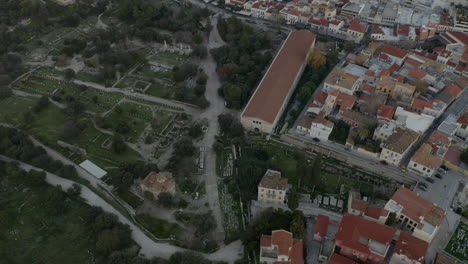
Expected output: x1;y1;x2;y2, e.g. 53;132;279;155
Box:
241;30;316;134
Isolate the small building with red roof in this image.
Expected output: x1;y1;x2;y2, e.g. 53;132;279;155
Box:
389;232;429;264
377;104;396;122
328;253;358;264
260;230;303;264
384;187;446;243
381;45;409;65
456;114;468;140
347;18;368;43
334;214;396;264
314;215;329;242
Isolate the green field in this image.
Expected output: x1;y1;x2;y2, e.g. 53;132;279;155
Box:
445;223;468;262
0;96;37;125
153;110;177;135
148;51;188;66
105;102;153;142
0;162;105;264
117;191;144;209
319;173;373;197
7;101;143;168
135;214;183;239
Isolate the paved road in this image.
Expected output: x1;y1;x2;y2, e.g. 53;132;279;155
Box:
197;13;231;242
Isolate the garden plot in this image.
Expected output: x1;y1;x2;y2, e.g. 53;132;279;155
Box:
105;102;153;143
16;75;66;95
78;89;123;114
219;182;242;241
147;51;188;67
445;222;468;262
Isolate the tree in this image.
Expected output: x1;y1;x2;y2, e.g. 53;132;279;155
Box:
65;100;85;116
64;69;75;80
67;183;82;197
290;210;305;238
192;45;208;59
213;141;224;153
173;137;196;156
385;212;397;226
413;80;429;94
111;134;127;153
188;123;203;138
343;41;356;52
357;126;370;139
218;113;235;133
225;85;242;108
157;192;174;208
95;229;122;256
33;95;49;112
461;148;468;164
308;48;326;70
288;187;299;211
61;120;82;138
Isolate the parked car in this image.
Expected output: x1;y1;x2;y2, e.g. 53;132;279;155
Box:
418;182;428;188
425;178;435;183
418;185;427;191
438;168;447;174
435;173;443;179
380;160;388;165
312;137;320;142
440;165;449;171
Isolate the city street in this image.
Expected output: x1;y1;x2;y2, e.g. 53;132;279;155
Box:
413;170;463;210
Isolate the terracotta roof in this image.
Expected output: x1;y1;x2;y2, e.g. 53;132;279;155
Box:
398;24;410;36
365;70;375;77
362;84;375;93
330;20;341;25
447;31;468;46
454;76;467;89
341;110;377;127
394;232;429;263
405;58;423;68
394;75;405;82
258;169;288;190
411;143;442;170
380;53;389;60
348;19;367;33
314;91;328;105
444;84;462;97
383;128;419;154
242;30;315;124
365;206;389;219
377;104;396;120
328;253;358;264
409;68;427;79
141;171;176;195
427;130;450;146
412;98;432;111
336;214;396;255
261;230;303;264
390;187;445;226
382;45;409;59
457;115;468;125
444;148;460;166
351;199;368;212
336;93;356;112
325;67;360;91
388;63;400;74
447;60;457;67
315;215;329;237
372;25;384;35
271;230;294;256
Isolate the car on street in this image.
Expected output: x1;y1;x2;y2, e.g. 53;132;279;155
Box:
418;182;428;188
438;168;447;174
418;185;427;191
435;173;443;179
380;160;388;165
440;165;449;171
425;177;435;183
312;137;320;142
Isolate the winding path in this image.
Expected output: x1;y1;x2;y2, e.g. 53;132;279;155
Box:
0;155;243;262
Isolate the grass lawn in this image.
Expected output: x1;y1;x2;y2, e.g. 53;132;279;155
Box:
135;213;183;239
149;51;188;66
0;96;37;125
0;163;105;264
445;222;468;262
145;83;171;98
319;173;373;197
105;102;153;142
152;110;176;135
24;105;143;168
117;190;144;209
136;64;174;80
